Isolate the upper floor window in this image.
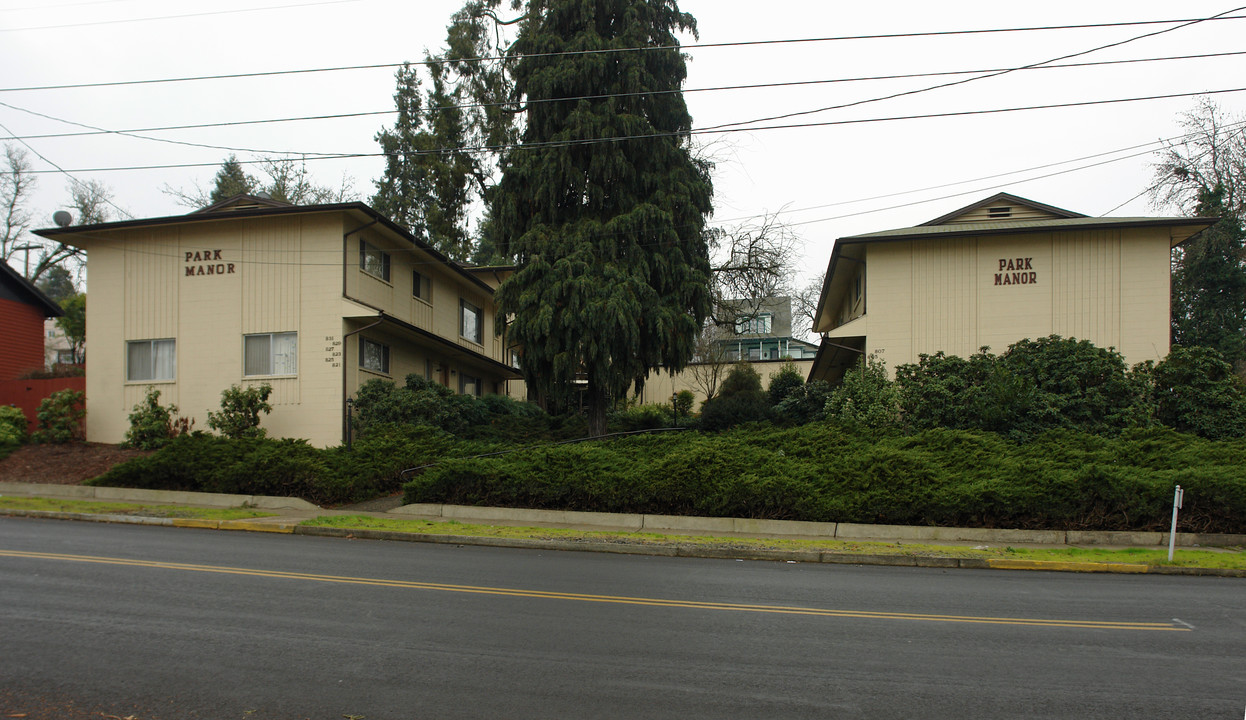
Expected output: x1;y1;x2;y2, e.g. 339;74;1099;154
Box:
735;313;772;335
359;337;390;374
360;240;390;282
127;338;175;382
244;332;297;376
460;299;483;344
413;270;431;301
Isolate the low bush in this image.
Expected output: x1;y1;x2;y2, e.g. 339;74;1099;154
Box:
31;389;85;444
700;362;769;431
207;384;273;439
0;405;28;443
402;422;1246;534
124;387;193;450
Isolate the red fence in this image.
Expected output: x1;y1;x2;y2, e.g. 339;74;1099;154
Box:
0;377;86;432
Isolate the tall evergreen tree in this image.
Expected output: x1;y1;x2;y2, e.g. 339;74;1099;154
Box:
492;0;714;435
209;155;256;204
372;62;475;261
1171;184;1246;365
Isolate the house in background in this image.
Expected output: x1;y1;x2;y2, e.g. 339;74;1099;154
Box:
44;319;78;367
36;195;520;447
719;296;819;362
0;262;63;380
809;192;1214;385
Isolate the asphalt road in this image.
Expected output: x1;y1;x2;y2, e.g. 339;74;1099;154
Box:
1;516;1243;720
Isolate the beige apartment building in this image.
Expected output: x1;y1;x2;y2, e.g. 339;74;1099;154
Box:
810;193;1214;384
36;195;519;447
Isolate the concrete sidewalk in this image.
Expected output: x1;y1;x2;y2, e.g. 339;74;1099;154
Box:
1;481;1243;577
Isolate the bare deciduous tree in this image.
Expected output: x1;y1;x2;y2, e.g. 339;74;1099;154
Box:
790;271;825;342
687;321;733;402
1149;97;1246;215
1;144;35;265
708;210;799;327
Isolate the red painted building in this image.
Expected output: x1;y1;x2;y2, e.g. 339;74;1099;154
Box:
0;263;63;380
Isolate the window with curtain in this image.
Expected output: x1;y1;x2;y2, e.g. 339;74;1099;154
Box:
244;332;297;376
126;339;176;381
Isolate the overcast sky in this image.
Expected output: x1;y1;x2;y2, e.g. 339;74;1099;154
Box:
2;0;1244;285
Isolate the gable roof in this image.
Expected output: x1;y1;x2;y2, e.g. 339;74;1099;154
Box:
811;192;1216;336
919;192;1086;226
0;262;64;318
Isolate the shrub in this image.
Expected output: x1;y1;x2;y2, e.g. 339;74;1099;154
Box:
700;362;770;431
825;355;898;430
207;384;272;439
766;363;806;405
610;404;671;432
351;375;553;440
895;336;1150;437
31;389;84;444
773;380;832;424
674;390;695;419
1150;345;1246;439
124;387;192;450
0;405;28;443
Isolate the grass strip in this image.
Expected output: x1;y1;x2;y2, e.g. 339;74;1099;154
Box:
301;515;1246;570
0;496;276;521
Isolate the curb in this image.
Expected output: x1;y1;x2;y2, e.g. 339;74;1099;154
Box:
6;508;1242;577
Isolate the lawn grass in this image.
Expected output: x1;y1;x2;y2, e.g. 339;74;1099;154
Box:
300;515;1246;570
0;496;276;520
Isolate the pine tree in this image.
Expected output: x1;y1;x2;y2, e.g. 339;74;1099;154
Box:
209;155;256;204
372;64;434;240
1171;184;1246;366
372;62;476;261
492;0;714;435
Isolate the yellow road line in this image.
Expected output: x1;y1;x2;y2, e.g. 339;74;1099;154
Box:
0;549;1188;631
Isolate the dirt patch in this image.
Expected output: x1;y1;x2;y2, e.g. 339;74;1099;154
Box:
0;442;150;485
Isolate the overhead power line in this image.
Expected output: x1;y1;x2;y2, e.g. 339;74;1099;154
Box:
6;50;1245;148
703;5;1246;133
2;14;1244;92
19;85;1246;176
0;0;361;33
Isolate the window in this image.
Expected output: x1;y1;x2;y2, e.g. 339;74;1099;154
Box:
360;240;390;282
244;332;297;376
56;350;76;365
413;270;431;301
460;373;482;397
735;313;772;335
460;299;483;344
127;339;176;381
360;337;390;374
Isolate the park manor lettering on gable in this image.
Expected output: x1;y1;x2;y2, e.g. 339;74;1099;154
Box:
184;249;235;277
994;257;1037;286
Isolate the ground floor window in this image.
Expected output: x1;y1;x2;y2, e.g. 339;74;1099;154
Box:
127;338;175;381
244;332;297;376
360;337;390;374
460;373;482;396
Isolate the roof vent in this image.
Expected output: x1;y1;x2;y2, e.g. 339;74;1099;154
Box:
987;206;1012;219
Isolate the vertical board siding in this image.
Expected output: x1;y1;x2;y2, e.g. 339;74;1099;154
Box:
124;228;180;409
240;217;302;406
1052;229;1121;349
911;237;977;358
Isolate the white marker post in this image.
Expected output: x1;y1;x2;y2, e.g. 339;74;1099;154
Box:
1168;485;1184;562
